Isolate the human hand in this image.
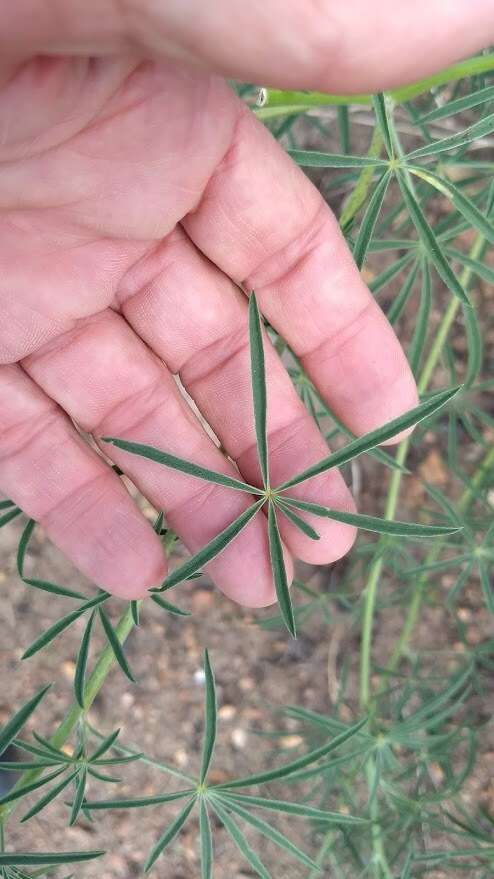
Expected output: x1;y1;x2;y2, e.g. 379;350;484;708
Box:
0;1;491;605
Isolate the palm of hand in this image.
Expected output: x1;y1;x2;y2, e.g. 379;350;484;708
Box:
0;57;417;605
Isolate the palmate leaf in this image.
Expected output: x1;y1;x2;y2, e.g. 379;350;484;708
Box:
248;293;269;487
372;93;394;157
0;685;50;757
0;507;22;528
279;386;460;490
21;592;109;660
69;769;87;826
275;499;320;540
150;595;191;617
408;260;431;376
267;503;295;637
288;150;388;169
0;767;66;807
406;111;494;160
418;84;494;123
408;166;494;245
200;650;217;784
74;611;96;708
144;797;196;873
214;716;367;790
21;770;79;824
199;798;213;879
0;852;104;867
280;498;461;537
353;170;392;269
280;497;460;538
397;173;471;306
103;438;261;496
219;791;366;825
213;795;320;872
210;799;271;879
83;789;195;811
17;520;86;600
155;499;265;592
98;607;135;683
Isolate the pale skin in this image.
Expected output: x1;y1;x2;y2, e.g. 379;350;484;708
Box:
0;1;492;606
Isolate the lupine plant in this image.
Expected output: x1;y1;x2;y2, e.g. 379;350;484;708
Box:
0;49;493;877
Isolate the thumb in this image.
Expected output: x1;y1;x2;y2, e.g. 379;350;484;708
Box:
3;0;494;93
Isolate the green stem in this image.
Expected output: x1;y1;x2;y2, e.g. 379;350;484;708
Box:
366;761;394;879
258;51;494;118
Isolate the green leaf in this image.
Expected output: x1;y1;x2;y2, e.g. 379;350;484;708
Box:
211;799;271;879
200;650;217;784
353;171;391;269
130;600;140;626
397;173;471;306
267;502;295;638
0;685;50;757
83;789;195;810
21;770;79;823
287;150;387;168
216;717;367;789
0;499;14;510
87;766;121;783
249;293;269;487
0;852;104;867
98;607;135;683
14;739;72;764
219;792;366;825
0;507;22;528
419;85;494;123
275;499;320;540
279;386;460;490
151;595;191;617
199;799;213;879
213;795;320;872
408;166;494;244
21;593;109;660
157;500;265;591
0;767;66;807
74;611;96;708
280;497;460;538
17;520;86;600
408;260;431;376
103;438;262;496
69;769;87;826
144;798;196;872
478;557;494;614
372;94;394;157
406;111;494;160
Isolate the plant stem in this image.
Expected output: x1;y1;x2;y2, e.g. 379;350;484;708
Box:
258;52;494;118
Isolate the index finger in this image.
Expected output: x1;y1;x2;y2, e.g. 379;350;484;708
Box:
183;101;418;440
